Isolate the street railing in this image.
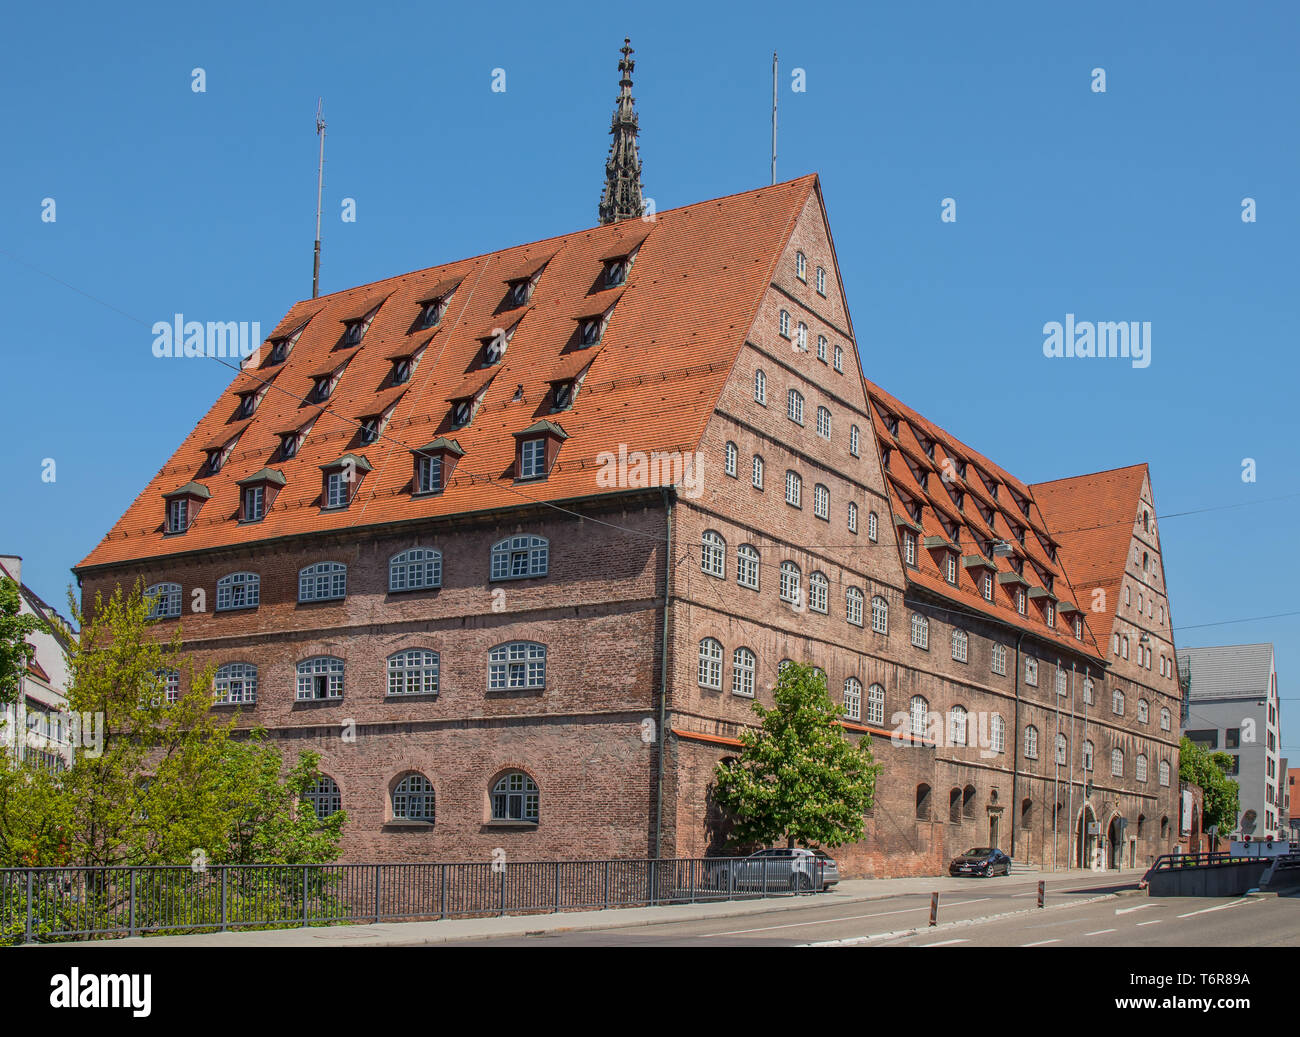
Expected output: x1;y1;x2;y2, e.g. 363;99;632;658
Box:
1138;850;1300;888
1;856;828;943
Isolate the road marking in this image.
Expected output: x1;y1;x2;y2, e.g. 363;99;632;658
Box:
700;898;991;937
1082;929;1116;936
1176;898;1251;919
1021;938;1061;946
920;938;970;946
1136;920;1162;926
1115;904;1153;915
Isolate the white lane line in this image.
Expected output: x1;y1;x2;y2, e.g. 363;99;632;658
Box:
1115;904;1153;915
1177;898;1252;919
1022;938;1061;946
920;938;970;946
1082;928;1116;936
700;898;991;937
1136;920;1162;927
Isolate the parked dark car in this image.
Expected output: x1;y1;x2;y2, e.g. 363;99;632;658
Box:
949;847;1011;877
710;848;840;892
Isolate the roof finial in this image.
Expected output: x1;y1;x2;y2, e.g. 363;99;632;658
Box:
598;37;646;225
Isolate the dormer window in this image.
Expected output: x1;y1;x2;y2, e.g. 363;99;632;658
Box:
480;320;519;366
162;482;210;535
204;447;226;474
312;374;334;402
236;391;257;418
513;421;567;481
417;297;445;330
279;432;299;460
604;257;630;287
506;276;535;307
412;438;464;496
236;468;284;522
359;417;380;445
553;381;574;410
342;319;366;346
452;400;473;428
319;454;372;510
265;322;306;366
393;357;413;385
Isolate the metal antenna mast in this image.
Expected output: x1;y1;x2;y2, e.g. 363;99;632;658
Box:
771;51;778;185
312;98;326;299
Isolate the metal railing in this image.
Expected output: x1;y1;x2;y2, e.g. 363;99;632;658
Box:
1;856;827;943
1138;850;1300;888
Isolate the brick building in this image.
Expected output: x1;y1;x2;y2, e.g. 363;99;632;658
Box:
73;44;1184;877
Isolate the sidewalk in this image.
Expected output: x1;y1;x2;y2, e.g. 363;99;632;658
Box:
49;867;1147;947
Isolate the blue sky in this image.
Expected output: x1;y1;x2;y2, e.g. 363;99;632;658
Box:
2;1;1296;760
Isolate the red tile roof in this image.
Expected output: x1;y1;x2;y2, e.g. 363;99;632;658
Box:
865;379;1104;660
77;175;820;571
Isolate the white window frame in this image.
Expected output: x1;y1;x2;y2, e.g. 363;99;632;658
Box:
489;641;547;690
215;572;260;612
1055;734;1068;765
813;483;830;520
848;502;858;533
949;706;968;746
392;774;435;822
296;656;344;701
991;714;1006;754
909;696;928;739
868;511;878;542
519;438;547;479
846;587;864;626
698;638;723;690
736;544;760;590
752;455;765;489
732;647;756;698
809;572;829;614
844;678;862;721
724;441;737;477
701;531;726;578
816;406;832;439
779;561;802;604
754;369;767;404
870;595;888;634
951;628;968;663
1025;725;1039;760
387;648;440;696
849;424;860;456
785;470;802;508
833;345;843;372
991;643;1007;675
491;535;549;581
867;684;885;725
910;612;929;649
787;389;804;425
214;662;257;705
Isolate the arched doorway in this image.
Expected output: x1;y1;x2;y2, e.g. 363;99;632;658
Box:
1076;804;1098;869
1107;815;1123;870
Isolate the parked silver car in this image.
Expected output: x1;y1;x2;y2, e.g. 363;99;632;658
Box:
711;847;839;893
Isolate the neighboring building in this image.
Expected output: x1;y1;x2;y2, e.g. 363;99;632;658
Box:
1286;766;1299;841
0;555;75;771
1033;465;1183;868
1177;644;1280;840
71;43;1188;876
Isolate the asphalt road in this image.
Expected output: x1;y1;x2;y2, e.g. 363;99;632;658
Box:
450;871;1187;946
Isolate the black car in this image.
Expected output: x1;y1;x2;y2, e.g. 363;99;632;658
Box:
949;847;1011;877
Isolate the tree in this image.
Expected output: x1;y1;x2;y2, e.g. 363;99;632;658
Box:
713;662;879;850
0;576;42;707
1179;736;1240;835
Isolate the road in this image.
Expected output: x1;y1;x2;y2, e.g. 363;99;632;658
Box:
441;871;1294;947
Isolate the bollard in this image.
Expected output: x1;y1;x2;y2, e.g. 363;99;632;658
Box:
929;891;939;926
1037;880;1045;908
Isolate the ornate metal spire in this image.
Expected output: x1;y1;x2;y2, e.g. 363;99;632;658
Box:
598;38;645;225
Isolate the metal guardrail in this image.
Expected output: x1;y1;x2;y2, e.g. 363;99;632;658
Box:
0;857;828;943
1139;851;1300;888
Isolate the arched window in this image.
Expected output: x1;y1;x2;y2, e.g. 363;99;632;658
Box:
155;668;181;704
214;662;257;704
870;595;888;634
698;638;723;689
216;572;260;611
991;643;1007;675
1024;725;1039;759
847;501;859;533
145;582;182;619
303;776;342;819
752;454;765;489
949;705;968;746
797;322;808;351
991;714;1006;754
392;774;435;822
849;424;860;456
491;535;549;581
843;678;862;721
1160;707;1171;731
779;309;791;338
1138;699;1149;723
489;641;546;690
1055;733;1067;765
1158;759;1171;787
491;772;539;822
724;441;738;477
389;547;442;592
387;649;440;696
910;613;929;649
1024;657;1038;686
1113;688;1125;715
808;572;829;613
963;785;977;820
700;531;726;577
817;334;827;362
1111;748;1124;777
815;266;826;294
296;656;344;700
1055;667;1068;697
736;544;760;589
916;783;932;820
909;696;928;738
795;251;807;281
816;406;832;439
1136;754;1148;782
754;369;767;404
779;561;801;604
784;470;802;507
951;628;968;663
813;483;830;519
299;562;347;602
732;647;756;698
868;511;879;541
846;587;864;626
787;389;804;424
867;684;885;725
1083;740;1094;772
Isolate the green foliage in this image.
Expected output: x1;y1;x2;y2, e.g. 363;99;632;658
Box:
0;576;42;707
713;662;879;850
1179;736;1240;834
0;580;345;870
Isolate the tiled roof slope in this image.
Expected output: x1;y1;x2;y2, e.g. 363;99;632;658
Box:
864;380;1103;660
1031;464;1149;615
1177;643;1275;700
78;176;820;571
